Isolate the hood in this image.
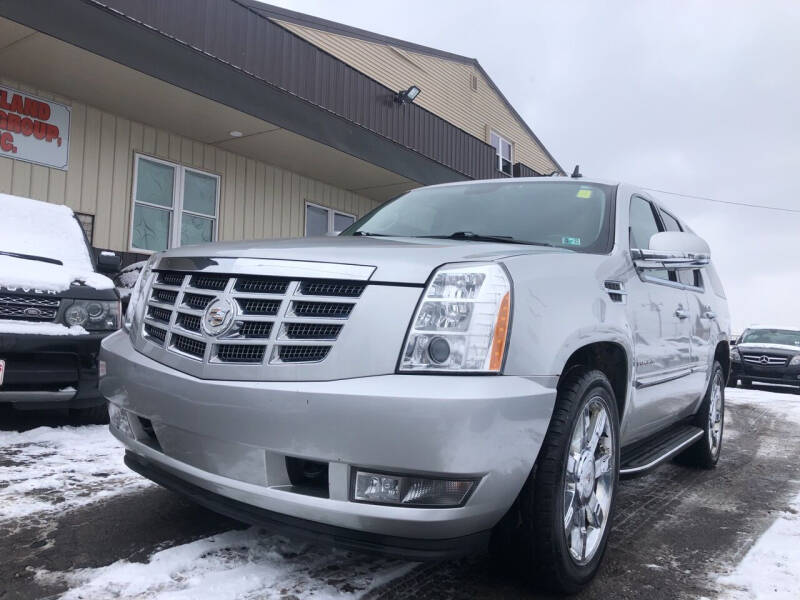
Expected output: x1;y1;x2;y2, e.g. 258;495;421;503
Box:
736;342;800;356
0;255;113;294
159;236;573;284
0;192;114;293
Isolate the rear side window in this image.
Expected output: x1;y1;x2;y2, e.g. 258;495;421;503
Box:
660;210;682;232
705;264;727;298
659;210;695;285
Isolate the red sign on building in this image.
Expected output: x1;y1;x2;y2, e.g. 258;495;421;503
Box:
0;85;70;170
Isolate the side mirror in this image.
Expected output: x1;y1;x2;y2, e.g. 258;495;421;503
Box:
632;231;710;269
97;251;122;273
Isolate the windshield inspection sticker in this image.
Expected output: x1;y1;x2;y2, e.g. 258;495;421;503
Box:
576;189;593;199
562;236;582;246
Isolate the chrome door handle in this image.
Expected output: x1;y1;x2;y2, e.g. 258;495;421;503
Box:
704;311;717;320
675;308;689;320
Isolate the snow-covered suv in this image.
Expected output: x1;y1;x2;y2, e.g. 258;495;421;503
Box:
0;193;121;422
100;178;730;592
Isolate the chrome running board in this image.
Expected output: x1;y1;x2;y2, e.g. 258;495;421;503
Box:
620;424;703;478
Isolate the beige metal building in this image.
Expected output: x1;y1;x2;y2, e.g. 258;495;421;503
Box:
0;0;561;265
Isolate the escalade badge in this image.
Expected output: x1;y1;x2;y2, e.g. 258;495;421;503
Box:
201;297;235;336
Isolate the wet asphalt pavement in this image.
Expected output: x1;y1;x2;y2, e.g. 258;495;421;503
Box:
1;385;799;600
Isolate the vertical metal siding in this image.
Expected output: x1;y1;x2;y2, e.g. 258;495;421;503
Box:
277;20;560;176
0;75;378;252
96;0;496;180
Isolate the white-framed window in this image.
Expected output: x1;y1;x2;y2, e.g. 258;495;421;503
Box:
490;130;513;176
305;201;356;236
130;154;220;253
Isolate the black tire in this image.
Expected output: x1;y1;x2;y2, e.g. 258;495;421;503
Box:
676;361;724;469
491;368;620;594
740;378;752;389
69;401;109;425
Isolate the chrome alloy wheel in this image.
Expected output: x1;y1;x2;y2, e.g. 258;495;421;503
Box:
708;371;724;456
563;397;615;565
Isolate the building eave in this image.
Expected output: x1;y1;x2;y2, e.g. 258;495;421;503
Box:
240;1;564;175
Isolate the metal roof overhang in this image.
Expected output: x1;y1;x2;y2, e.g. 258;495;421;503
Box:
0;0;498;199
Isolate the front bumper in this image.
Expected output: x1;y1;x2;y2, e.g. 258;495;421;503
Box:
0;331;109;408
731;361;800;386
100;331;556;555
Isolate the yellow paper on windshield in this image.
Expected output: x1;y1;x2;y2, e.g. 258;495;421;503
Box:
576;189;592;199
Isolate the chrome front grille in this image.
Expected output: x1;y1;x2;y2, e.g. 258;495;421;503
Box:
742;354;788;366
141;270;359;365
172;333;206;359
0;294;60;321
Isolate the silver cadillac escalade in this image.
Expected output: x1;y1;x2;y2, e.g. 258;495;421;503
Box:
100;178;730;593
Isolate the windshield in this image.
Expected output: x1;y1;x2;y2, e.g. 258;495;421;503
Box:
740;329;800;347
0;193;95;273
341;181;616;253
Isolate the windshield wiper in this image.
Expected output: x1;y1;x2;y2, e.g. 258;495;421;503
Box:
418;232;554;247
0;250;63;266
351;231;394;237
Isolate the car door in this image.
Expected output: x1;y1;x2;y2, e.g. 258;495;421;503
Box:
659;209;716;415
624;196;694;440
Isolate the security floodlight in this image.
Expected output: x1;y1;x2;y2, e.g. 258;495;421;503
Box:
395;85;421;105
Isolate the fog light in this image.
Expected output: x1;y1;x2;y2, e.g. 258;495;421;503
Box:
353;470;475;507
108;403;133;437
98;360;107;378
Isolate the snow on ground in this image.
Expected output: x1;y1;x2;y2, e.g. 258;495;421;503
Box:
716;490;800;599
725;386;800;424
0;192;113;292
715;386;800;599
0;425;152;523
36;528;416;600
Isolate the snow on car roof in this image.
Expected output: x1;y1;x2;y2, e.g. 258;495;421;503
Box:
744;325;800;332
0;193;113;291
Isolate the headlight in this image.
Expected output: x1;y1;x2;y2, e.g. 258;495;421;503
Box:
63;299;121;330
790;355;800;366
124;256;157;331
730;347;741;362
399;263;512;373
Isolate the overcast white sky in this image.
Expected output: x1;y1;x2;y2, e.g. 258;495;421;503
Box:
270;0;799;332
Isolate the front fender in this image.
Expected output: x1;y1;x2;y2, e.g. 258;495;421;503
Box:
501;252;634;378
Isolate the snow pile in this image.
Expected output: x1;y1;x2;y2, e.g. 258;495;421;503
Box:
37;528;416;600
716;490;800;599
0;425;152;522
0;193;113;292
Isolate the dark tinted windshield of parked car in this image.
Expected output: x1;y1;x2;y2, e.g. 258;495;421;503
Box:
740;329;800;347
342;181;616;253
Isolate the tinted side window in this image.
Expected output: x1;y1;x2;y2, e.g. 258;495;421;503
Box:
630;196;670;281
630;196;663;249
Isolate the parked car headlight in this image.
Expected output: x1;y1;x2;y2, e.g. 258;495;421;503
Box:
124;255;157;332
730;347;741;362
789;355;800;366
63;299;121;330
399;263;512;373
